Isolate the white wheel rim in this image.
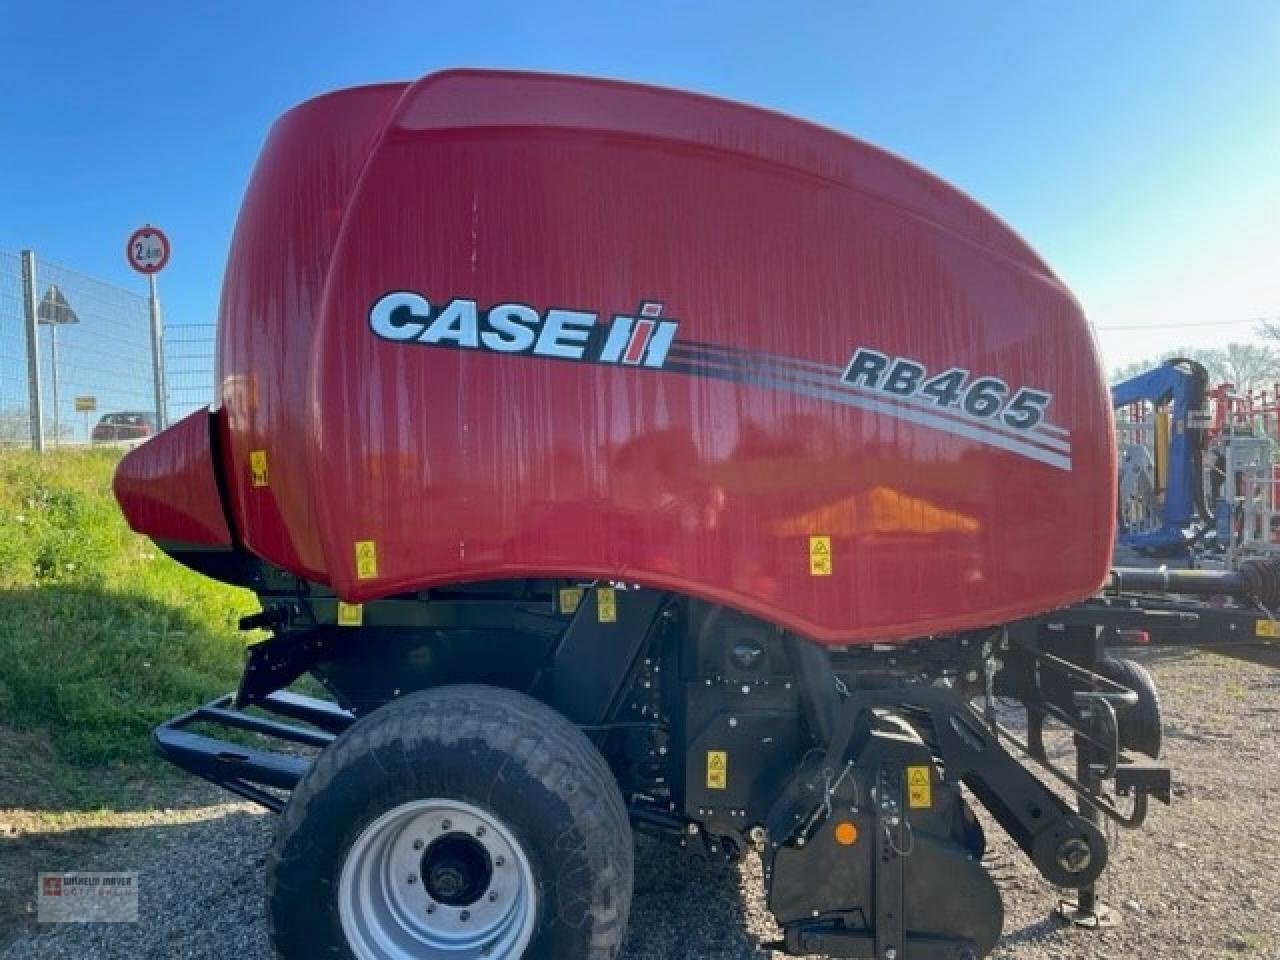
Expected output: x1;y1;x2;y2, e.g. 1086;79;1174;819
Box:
338;798;537;959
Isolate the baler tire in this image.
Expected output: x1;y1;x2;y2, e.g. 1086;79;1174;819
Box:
266;684;634;960
1098;656;1163;759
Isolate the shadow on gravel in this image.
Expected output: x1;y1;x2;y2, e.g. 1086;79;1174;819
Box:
0;809;271;956
2;817;765;960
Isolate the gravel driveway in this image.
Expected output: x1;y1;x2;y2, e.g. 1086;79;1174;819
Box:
4;652;1276;959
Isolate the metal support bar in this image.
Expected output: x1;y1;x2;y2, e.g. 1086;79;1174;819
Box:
196;703;336;748
19;250;43;451
1051;627;1120;929
152;691;353;812
1025;598;1280;669
148;272;167;428
873;764;905;960
781;927;977;960
1109;566;1248;598
540;586;669;726
257;689;357;735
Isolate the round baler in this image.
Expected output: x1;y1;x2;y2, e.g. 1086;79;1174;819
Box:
112;69;1280;960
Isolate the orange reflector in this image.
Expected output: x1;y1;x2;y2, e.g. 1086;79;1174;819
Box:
834;821;858;846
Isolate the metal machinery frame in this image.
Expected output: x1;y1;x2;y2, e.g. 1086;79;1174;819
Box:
1111;359;1210;555
154;558;1280;958
1113;360;1280;567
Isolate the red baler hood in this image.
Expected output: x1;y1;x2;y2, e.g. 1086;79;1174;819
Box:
121;69;1117;644
114;409;231;547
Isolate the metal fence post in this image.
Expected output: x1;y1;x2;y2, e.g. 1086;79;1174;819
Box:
19;249;44;451
148;273;167;428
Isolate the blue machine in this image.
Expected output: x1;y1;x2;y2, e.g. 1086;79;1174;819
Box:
1111;359;1210;555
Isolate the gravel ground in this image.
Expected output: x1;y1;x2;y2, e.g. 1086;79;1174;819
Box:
3;651;1276;960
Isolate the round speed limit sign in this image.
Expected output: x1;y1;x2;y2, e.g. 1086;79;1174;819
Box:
126;225;170;274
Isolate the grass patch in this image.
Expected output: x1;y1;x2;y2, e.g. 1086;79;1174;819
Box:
0;448;258;777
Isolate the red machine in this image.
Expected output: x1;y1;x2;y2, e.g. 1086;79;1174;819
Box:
117;68;1114;644
114;72;1276;960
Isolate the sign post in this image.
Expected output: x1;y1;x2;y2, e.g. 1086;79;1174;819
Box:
74;395;96;444
37;284;79;446
126;226;170;429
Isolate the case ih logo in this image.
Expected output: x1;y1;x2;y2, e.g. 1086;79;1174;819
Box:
369;292;678;369
369;292;1071;471
43;877;63;897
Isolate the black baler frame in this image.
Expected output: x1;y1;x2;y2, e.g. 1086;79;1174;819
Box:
153;574;1279;818
148;575;1280;958
152;690;353;812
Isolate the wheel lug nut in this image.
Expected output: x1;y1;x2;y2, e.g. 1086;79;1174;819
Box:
426;903;435;914
476;825;486;838
442;819;452;831
488;891;498;902
460;909;471;922
495;856;505;867
413;838;424;850
407;873;417;884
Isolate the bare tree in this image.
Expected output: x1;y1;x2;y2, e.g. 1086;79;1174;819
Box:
1221;342;1280;392
1110;342;1280;391
1111;346;1226;384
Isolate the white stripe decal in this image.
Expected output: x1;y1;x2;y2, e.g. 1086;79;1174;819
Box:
768;378;1073;471
668;344;1071;451
666;360;1073;471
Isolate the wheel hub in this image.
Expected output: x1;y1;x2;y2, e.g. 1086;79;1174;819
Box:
338;798;536;959
423;833;492;906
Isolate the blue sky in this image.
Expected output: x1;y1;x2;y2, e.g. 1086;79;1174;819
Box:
2;1;1276;370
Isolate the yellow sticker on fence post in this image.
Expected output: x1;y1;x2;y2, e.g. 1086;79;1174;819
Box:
596;586;617;623
809;535;832;576
906;765;932;809
337;602;363;627
706;750;728;790
354;540;378;580
249;450;269;488
559;587;584;615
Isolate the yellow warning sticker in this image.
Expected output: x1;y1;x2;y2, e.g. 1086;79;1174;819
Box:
1256;618;1280;638
706;750;728;790
906;765;932;809
597;585;617;623
354;540;378;580
809;535;832;576
559;587;584;615
337;602;363;627
249;450;269;488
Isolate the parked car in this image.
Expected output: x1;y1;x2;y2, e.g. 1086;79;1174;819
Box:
91;411;157;446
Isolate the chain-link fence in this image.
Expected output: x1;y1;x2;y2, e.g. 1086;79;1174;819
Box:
0;251;33;445
0;249;215;449
166;323;216;423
